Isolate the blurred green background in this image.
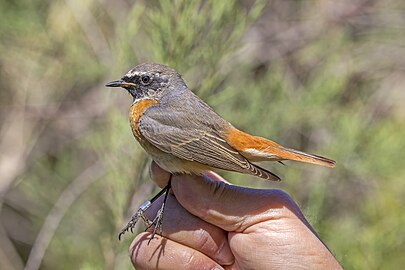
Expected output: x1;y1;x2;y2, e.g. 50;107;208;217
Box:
1;0;404;269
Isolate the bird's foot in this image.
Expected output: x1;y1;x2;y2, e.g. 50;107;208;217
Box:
118;200;152;240
145;192;169;244
118;179;171;242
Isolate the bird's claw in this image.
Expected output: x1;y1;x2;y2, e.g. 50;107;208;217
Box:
146;206;166;244
118;201;152;240
118;180;171;242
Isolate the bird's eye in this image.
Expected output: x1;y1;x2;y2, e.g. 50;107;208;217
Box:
140;75;152;85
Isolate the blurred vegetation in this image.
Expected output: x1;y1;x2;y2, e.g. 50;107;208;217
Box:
1;0;404;269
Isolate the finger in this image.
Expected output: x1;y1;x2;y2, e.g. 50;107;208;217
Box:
143;193;234;266
203;171;230;184
149;161;171;188
130;233;224;270
226;220;343;270
150;161;230;187
171;173;306;232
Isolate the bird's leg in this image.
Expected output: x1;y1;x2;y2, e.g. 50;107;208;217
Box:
118;178;171;240
146;177;171;244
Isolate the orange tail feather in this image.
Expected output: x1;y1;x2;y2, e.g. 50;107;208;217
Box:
227;127;336;168
274;147;336;168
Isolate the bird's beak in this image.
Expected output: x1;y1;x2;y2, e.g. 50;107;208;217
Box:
105;80;136;88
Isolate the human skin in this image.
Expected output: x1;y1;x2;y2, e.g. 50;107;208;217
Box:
129;162;343;270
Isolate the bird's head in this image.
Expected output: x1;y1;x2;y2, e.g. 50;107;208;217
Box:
106;63;184;102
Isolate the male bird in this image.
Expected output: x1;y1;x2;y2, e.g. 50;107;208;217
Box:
106;63;335;239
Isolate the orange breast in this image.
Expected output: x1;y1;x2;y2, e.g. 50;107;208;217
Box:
129;99;158;143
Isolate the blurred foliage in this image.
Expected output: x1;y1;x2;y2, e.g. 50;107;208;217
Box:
0;0;404;269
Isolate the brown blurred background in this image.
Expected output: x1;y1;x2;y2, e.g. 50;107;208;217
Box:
1;0;404;269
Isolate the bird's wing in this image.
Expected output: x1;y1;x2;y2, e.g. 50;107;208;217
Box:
138;107;280;181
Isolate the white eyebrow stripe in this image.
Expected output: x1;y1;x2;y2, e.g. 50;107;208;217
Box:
124;70;162;80
125;70;140;77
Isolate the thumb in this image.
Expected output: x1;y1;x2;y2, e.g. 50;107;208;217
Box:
171;173;303;232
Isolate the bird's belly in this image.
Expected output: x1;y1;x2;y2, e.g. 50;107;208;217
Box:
151;150;210;175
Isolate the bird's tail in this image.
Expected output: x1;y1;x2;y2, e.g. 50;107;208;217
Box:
273;147;336;168
227;127;336;168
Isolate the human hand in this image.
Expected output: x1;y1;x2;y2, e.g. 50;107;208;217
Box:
130;162;342;270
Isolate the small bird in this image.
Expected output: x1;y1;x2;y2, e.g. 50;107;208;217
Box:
106;63;335;240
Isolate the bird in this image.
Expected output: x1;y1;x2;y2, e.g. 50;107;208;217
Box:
106;63;335;240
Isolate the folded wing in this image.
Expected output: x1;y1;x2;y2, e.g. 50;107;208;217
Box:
138;107;281;181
